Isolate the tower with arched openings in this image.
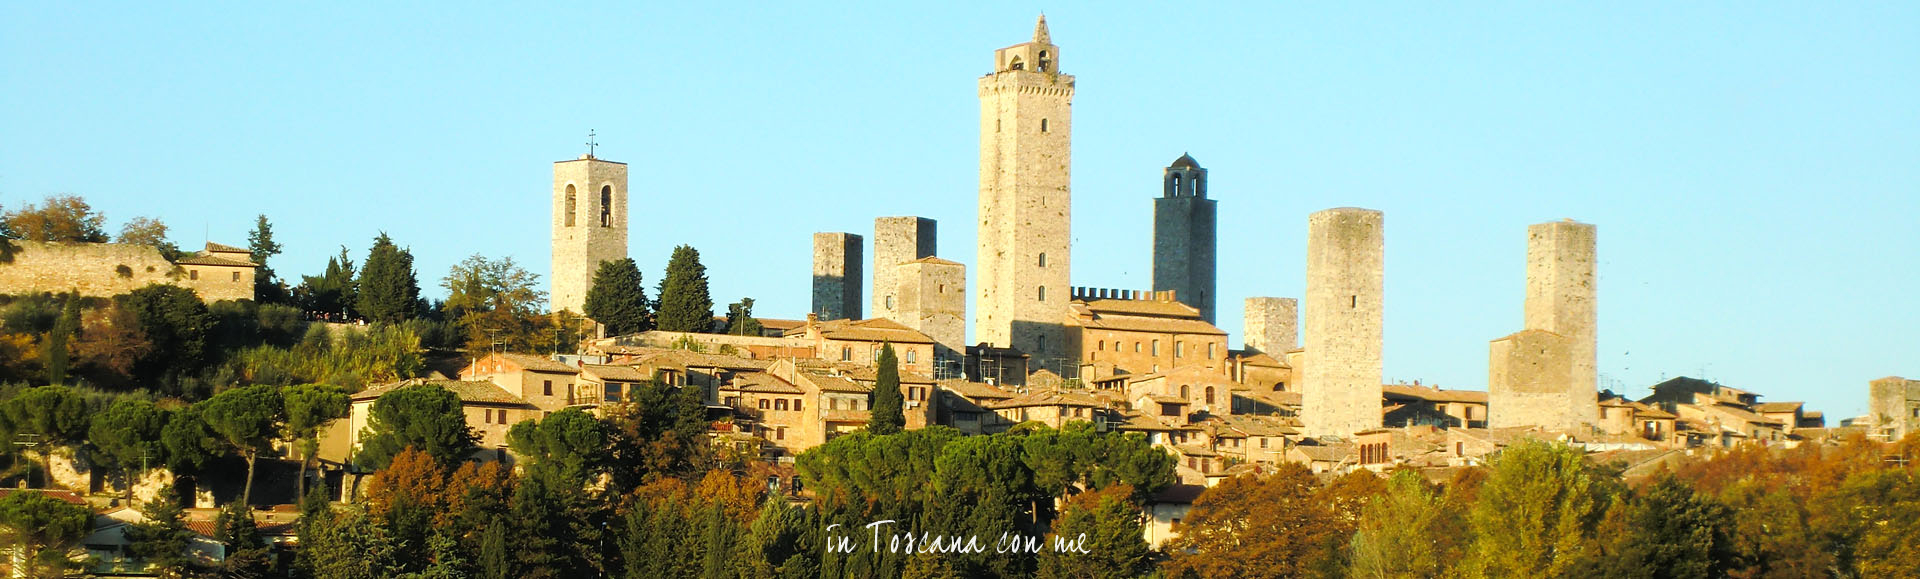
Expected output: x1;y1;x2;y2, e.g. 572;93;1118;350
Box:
551;152;629;315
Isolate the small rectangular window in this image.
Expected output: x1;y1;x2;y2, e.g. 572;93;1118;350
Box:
189;270;199;280
231;271;240;281
794;399;803;413
759;399;770;410
543;381;553;396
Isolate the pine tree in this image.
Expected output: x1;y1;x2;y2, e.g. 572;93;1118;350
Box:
215;499;272;579
125;486;194;574
868;343;905;434
248;214;287;303
725;298;762;336
42;294;79;385
357;233;420;324
583;258;651;335
654;245;713;333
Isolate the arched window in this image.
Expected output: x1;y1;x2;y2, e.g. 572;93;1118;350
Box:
564;185;577;227
1205;386;1216;405
1180;385;1190;399
600;185;613;227
1008;56;1024;71
1037;286;1046;301
1040;119;1049;132
1037;253;1047;267
885;295;895;310
1172;174;1181;194
1038;50;1051;72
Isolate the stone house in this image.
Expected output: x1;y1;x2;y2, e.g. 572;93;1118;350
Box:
1142;484;1204;549
1068;292;1230;380
1672;392;1786;447
459;352;589;414
338;379;538;460
787;316;939;376
1868;376;1920;441
935;379;1017;434
1596;393;1678;445
577;364;651;407
982;387;1120;430
1226;350;1293;393
1381;383;1488;429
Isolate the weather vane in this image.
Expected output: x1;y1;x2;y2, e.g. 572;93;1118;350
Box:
586;129;598;157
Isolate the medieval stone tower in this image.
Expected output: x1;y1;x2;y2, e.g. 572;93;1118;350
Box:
1300;208;1384;438
551;154;629;315
811;232;863;321
1244;297;1298;356
873;216;937;319
1490;220;1597;430
894;257;967;367
977;15;1073;365
1153;153;1217;323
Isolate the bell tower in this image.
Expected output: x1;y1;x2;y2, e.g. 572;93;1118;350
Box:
1153;153;1217;323
550;147;628;315
977;14;1074;367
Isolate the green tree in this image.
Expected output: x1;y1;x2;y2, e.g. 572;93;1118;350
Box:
1596;473;1736;579
125;485;194;575
160;405;222;473
1349;468;1466;579
357;233;420;324
724;298;761;336
283;384;349;500
508;408;606;489
655;245;713;332
87;398;170;501
121;283;213;392
41;296;79;386
582;258;651;334
247;214;287;304
295;246;358;319
214;499;272;579
1461;438;1619;578
604;378;712;493
441;254;547;352
356;384;478;469
1;194;108;243
0;490;93;577
1035;484;1152;579
298;506;404;579
199;385;288;506
0;385;89;483
118;216;182;260
868;343;905;435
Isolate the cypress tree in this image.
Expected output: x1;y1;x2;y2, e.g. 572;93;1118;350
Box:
655;245;713;332
356;233;420;324
868;343;905;435
43;294;79;385
583;258;652;335
248;214;287;303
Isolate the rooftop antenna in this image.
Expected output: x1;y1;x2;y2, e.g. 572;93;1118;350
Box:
586;129;598;158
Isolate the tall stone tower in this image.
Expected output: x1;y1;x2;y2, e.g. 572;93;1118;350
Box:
1153;154;1217;323
1490;220;1597;430
550;154;628;315
873;217;937;319
977;15;1074;365
895;257;967;367
1300;208;1384;438
1244;297;1298;356
812;232;863;321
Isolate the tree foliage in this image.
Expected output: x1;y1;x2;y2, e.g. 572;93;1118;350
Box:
248;214;287;304
1;194;108;243
125;485;194;575
117;216;181;260
655;245;713;333
583;258;652;335
867;343;904;435
0;490;92;577
723;298;760;336
1165;463;1354;578
295;246;358;319
198;384;287;505
87;397;171;483
1461;438;1619;577
603;378;711;494
120;283;213;393
356;384;478;469
357;233;420;324
442;254;548;353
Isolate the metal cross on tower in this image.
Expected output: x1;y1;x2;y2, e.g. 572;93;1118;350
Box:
586;129;598;157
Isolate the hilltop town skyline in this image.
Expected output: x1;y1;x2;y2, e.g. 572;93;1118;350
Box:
3;4;1914;417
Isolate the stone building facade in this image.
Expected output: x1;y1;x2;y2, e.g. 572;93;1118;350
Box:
891;256;966;366
811;232;863;321
1489;220;1597;431
872;216;936;319
1300;208;1384;438
0;240;256;302
1869;376;1920;441
550;155;629;314
1153;153;1217;323
977;15;1073;365
1243;297;1298;356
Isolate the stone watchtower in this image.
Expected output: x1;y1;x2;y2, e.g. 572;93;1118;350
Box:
894;257;967;367
1489;220;1598;431
1244;297;1298;355
1153;153;1218;323
1300;208;1385;438
811;232;863;321
873;217;937;318
551;154;629;314
977;15;1074;365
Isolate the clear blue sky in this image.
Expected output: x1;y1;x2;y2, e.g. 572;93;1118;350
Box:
4;3;1915;418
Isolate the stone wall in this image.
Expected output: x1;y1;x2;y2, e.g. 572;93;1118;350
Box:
1488;329;1575;429
1243;297;1298;355
550;156;630;315
894;257;966;364
977;30;1073;365
0;241;253;301
1300;208;1384;438
872;217;936;319
811;232;863;321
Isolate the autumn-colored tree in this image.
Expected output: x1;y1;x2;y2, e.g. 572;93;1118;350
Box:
74;302;151;388
117;216;181;259
2;194;109;242
365;447;450;572
1164;463;1346;578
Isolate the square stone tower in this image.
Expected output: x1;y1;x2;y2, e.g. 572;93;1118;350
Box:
895;257;967;367
977;15;1074;365
1300;208;1384;438
1489;220;1597;431
550;154;628;315
1867;376;1919;441
873;216;937;318
1153;153;1217;323
1244;297;1298;356
811;232;863;321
